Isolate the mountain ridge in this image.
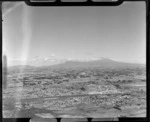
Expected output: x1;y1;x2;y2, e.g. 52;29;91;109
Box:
8;58;145;71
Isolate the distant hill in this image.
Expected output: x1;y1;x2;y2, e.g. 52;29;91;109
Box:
8;58;145;72
48;58;145;69
7;65;36;73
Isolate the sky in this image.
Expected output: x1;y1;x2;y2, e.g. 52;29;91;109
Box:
2;1;146;66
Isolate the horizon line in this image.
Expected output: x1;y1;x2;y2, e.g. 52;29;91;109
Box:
6;58;146;67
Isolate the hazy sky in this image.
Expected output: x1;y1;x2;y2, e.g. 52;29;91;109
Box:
2;1;146;66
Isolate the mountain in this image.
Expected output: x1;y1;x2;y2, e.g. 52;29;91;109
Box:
49;58;145;69
8;58;145;71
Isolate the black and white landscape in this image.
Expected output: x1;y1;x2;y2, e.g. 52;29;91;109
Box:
3;58;146;118
2;1;146;119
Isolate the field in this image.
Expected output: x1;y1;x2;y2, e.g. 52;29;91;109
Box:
3;66;146;118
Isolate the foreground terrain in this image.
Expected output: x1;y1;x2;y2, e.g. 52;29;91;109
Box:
3;61;146;118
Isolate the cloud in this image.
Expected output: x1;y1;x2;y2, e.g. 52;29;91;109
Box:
7;55;68;66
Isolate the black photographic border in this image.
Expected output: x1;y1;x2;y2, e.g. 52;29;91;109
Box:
0;0;149;122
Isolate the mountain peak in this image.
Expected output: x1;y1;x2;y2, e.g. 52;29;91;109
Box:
98;57;114;61
49;58;144;69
